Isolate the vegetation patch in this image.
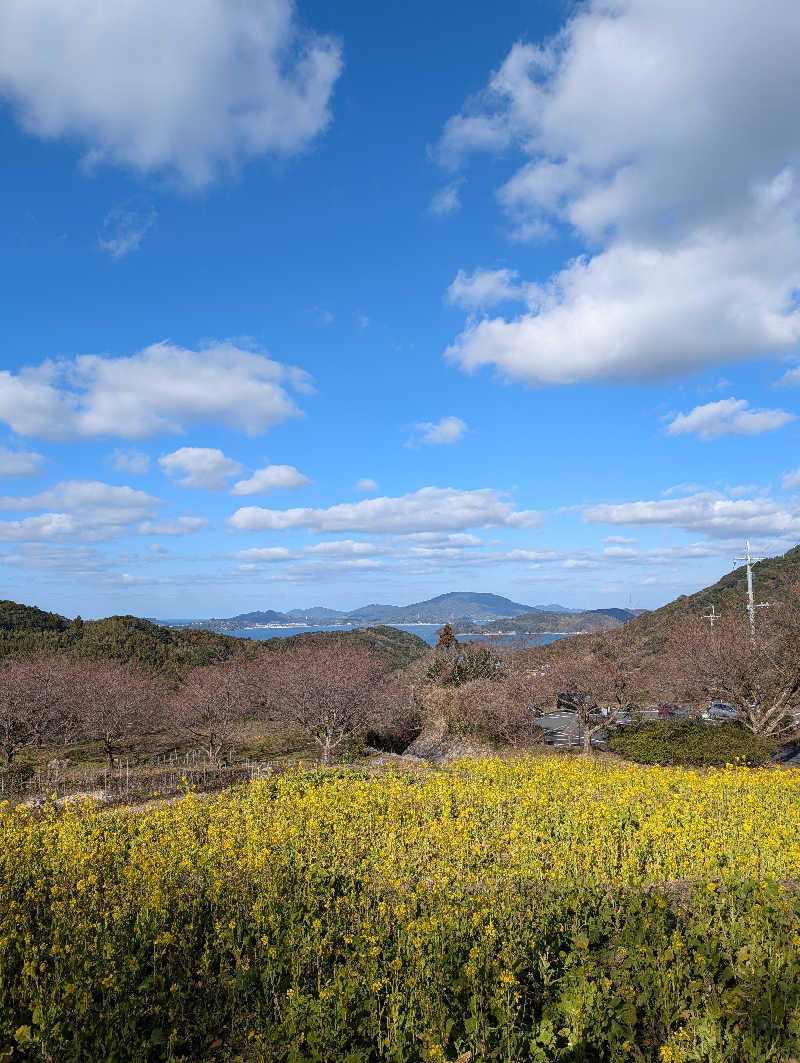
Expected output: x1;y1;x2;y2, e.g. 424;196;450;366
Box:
608;719;776;766
2;757;800;1061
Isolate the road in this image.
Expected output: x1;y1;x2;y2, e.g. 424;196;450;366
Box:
538;708;660;748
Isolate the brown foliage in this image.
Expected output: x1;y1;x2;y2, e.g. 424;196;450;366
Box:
0;654;87;765
542;631;651;754
174;657;255;767
667;593;800;737
260;644;394;764
449;678;545;747
77;659;160;769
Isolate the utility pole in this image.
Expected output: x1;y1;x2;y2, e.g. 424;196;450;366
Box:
733;540;768;639
701;604;718;629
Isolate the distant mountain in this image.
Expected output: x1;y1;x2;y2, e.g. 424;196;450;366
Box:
170;592;603;629
285;606;347;622
194;610;292;627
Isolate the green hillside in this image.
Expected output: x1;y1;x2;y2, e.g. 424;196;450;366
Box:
0;602;429;673
254;624;430;670
455;607;639;635
624;543;800;658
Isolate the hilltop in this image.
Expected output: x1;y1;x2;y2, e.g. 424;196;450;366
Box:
623;543;800;658
173;591;589;630
532;543;800;669
0;601;429;673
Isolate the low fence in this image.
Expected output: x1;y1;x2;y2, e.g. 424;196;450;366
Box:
0;751;279;806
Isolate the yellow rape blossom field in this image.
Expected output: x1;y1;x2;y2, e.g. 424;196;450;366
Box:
2;756;800;1062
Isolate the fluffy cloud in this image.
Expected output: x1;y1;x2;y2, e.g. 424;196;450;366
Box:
0;0;342;187
408;417;468;447
160;447;243;490
446;268;528;310
228;486;539;534
231;463;310;495
355;478;378;493
98;203;157;259
585;491;800;539
0;448;44;477
0;480;162;541
667;398;795;440
0;341;311;440
438;0;800;383
445;229;800;384
783;470;800;491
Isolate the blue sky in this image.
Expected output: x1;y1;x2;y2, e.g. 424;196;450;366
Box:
1;0;799;619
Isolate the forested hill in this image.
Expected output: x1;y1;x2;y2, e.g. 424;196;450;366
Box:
532;544;800;668
454;607;639;635
622;543;800;656
0;602;430;673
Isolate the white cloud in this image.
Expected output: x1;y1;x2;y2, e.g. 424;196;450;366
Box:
408;416;468;447
110;449;150;476
303;540;379;557
0;448;44;477
160;447;243;490
437;1;800;384
228;486;540;534
355;478;378;494
585;491;800;539
667;398;795;440
232;546;293;562
783;470;800;491
428;182;463;217
138;516;211;536
0;341;311;440
98;203;157;259
0;479;162;541
445;231;800;384
0;0;342;188
446;268;528;311
780;367;800;386
231;463;310;495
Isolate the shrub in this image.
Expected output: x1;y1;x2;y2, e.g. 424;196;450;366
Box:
608;720;775;766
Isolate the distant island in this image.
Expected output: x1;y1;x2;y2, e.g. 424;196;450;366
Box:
161;591;643;636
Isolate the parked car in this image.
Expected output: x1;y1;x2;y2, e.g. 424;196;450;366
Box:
658;703;698;719
705;700;743;721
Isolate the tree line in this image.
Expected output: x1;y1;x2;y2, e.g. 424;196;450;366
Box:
2;590;799;774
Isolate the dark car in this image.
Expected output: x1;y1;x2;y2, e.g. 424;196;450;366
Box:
658;703;698;719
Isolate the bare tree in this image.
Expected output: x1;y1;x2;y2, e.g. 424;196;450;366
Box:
545;632;648;755
450;678;545;747
174;658;254;767
668;595;800;738
78;660;159;769
0;655;87;765
262;644;392;764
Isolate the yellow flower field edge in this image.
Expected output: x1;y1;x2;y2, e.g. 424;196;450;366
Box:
2;757;800;1062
